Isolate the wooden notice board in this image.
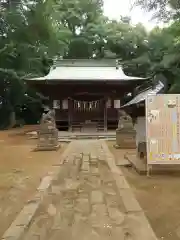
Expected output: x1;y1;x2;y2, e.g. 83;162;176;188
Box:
146;94;180;165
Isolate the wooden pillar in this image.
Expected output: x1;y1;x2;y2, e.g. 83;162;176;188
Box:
68;99;72;132
104;99;107;132
49;97;53;109
111;97;114;109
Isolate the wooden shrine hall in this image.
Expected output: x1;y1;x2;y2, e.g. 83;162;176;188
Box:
26;59;147;132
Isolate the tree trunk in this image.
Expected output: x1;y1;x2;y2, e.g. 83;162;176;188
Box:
9;111;16;128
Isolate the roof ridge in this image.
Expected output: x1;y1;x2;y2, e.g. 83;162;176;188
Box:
53;59;119;68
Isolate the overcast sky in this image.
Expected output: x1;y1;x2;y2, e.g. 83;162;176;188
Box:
103;0;162;30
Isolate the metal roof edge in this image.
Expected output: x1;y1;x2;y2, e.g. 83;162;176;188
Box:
25;78;147;82
121;80;165;109
24;64;150;82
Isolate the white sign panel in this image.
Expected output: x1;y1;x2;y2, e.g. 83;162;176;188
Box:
114;100;121;109
146;94;180;165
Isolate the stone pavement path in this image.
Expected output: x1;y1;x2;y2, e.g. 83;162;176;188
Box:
21;140;157;240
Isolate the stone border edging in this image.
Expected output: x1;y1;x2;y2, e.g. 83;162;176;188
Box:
101;140;158;240
1;143;73;240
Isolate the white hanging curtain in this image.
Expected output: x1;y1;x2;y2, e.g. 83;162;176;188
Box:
69;98;103;111
94;101;97;108
62;99;68;109
53;100;60;109
106;98;111;108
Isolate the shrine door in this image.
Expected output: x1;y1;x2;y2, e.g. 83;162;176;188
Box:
72;99;104;122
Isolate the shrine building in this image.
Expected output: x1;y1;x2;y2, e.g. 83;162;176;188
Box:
120;75;166;159
26;59;148;132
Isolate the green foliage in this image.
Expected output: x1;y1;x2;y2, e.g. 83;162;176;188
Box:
54;0;106;58
0;0;70;127
134;0;180;20
1;0;180;129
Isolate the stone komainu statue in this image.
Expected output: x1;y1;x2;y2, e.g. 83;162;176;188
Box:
118;114;134;131
115;111;136;149
36;109;59;151
40;109;56;129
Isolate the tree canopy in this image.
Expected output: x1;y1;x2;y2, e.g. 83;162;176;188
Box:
1;0;180;128
134;0;180;20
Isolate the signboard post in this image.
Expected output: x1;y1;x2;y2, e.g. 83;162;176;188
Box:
146;94;180;176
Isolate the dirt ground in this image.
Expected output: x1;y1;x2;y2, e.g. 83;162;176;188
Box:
0;126;67;237
108;141;180;240
21;140;156;240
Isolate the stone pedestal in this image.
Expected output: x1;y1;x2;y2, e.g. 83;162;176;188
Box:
115;115;136;149
137;142;147;162
134;117;147;162
35;110;60;151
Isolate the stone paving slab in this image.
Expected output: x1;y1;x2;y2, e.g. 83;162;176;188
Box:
3;140;157;240
2;225;25;240
101;140;157;239
91;190;104;204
